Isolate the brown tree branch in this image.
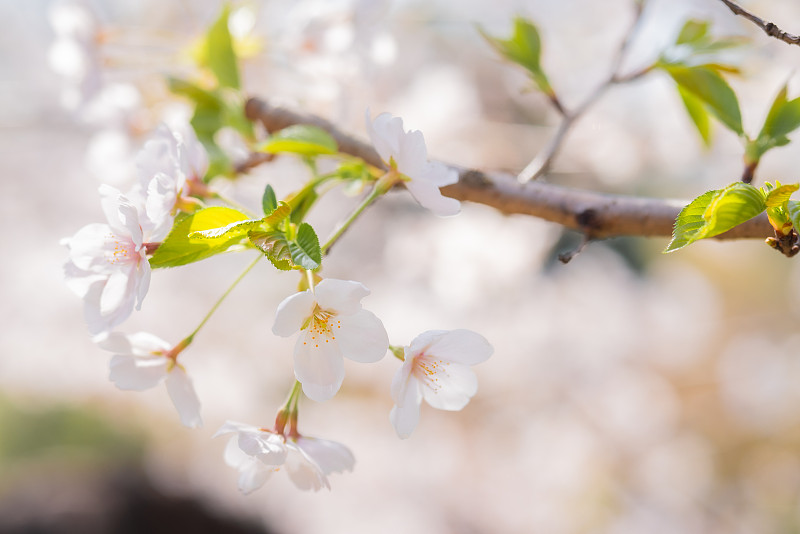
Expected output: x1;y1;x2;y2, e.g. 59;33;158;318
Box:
718;0;800;46
244;97;772;241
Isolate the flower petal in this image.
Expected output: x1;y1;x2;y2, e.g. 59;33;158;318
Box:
405;179;461;217
390;374;423;439
97;331;170;356
313;279;369;315
293;334;345;402
294;437;355;475
335;310;388;363
366;110;403;164
419;160;459;187
165;367;202;428
419;360;478;411
284;442;329;491
109;353;168;390
425;329;494;366
235;455;273;494
272;290;316;337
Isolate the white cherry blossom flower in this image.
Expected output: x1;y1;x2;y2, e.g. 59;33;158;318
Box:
99;332;202;428
214;421;355;493
366;110;461;216
272;279;389;402
135;123;209;240
390;329;493;439
63;185;151;335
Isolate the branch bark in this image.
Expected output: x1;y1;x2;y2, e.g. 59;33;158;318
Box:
718;0;800;46
244;97;772;241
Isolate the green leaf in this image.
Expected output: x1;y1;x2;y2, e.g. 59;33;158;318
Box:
764;182;799;207
480;17;553;96
676;20;709;45
677;85;712;146
249;230;293;270
666;183;767;252
664;64;743;134
760;85;800;141
190;218;262;239
262;184;278;214
288;223;322;270
149;207;250;267
262;202;292;227
196;4;240;89
787;200;800;232
257;125;338;157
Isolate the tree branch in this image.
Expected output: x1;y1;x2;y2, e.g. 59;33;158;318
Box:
244;97;772;241
718;0;800;46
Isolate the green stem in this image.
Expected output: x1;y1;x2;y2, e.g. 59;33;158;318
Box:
180;254;261;347
321;183;384;254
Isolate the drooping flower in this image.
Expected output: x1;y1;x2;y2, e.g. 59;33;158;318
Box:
272;279;389;402
62;185;151;335
98;332;202;428
365;110;461;216
134;123;209;240
214;421;355;493
390;329;493;439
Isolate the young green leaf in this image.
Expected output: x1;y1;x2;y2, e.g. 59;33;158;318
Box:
748;84;800;163
262;202;292;227
190;219;262;240
664;64;743;135
676;20;710;46
666;183;767;252
249;230;293;270
195;4;240;90
677;85;712;146
257;125;337;157
763;182;799;208
262;184;278;214
480;17;554;96
787;200;800;232
288;223;322;270
149;207;251;268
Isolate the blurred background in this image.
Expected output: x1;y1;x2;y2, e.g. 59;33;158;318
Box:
4;0;800;532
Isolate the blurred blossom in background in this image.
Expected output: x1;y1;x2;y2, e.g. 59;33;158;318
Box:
4;0;800;532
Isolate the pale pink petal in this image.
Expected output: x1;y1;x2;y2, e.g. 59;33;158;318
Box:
424;329;493;366
395;127;428;177
293;334;345;402
284;442;329;491
335;310;388;363
237;431;287;465
136;124;181;183
109;353;169;390
99;269;133;316
134;258;151;310
418;360;478;411
99;185;142;244
313;279;369;315
406;330;448;356
165;367;202;428
365;110;402;164
295;437;355;475
272;290;316;337
83;280;135;336
390;357;414;402
65;223;114;271
405;180;461;217
97;331;170;356
233;455;273;494
215;420;258;439
390;374;423;439
63;260;105;298
418;160;459;187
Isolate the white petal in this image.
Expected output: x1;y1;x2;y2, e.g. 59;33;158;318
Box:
272;290;316;337
97;331;170;356
390;358;414;402
419;160;459;187
313;279;369;315
419;360;478;411
99;185;142;245
366;110;403;164
237;430;287;465
284;442;329;491
237;455;273;494
395;127;428;177
335;310;388;363
65;223;114;271
63;260;105;298
99;269;133;316
293;334;345;402
406;330;449;356
425;329;494;365
109;354;168;390
134;257;151;310
295;437;355;475
214;420;258;439
165;367;202;428
390;375;423;439
405;180;461;217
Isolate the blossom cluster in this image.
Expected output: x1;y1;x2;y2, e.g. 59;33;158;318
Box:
62;105;492;492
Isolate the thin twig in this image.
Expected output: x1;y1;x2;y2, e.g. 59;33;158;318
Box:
718;0;800;46
244;97;771;241
517;0;650;183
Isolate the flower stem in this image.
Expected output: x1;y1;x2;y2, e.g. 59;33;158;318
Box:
321;172;395;254
275;380;303;436
181;254;261;347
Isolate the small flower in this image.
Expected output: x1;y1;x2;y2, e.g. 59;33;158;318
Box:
135;123;209;240
98;332;202;428
214;421;355;493
366;110;461;216
390;329;493;439
272;279;389;402
62;185;151;335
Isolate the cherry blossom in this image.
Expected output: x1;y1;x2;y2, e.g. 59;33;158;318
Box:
390;329;493;439
99;332;202;428
272;279;389;402
366;110;461;216
62;185;151;336
214;421;355;493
